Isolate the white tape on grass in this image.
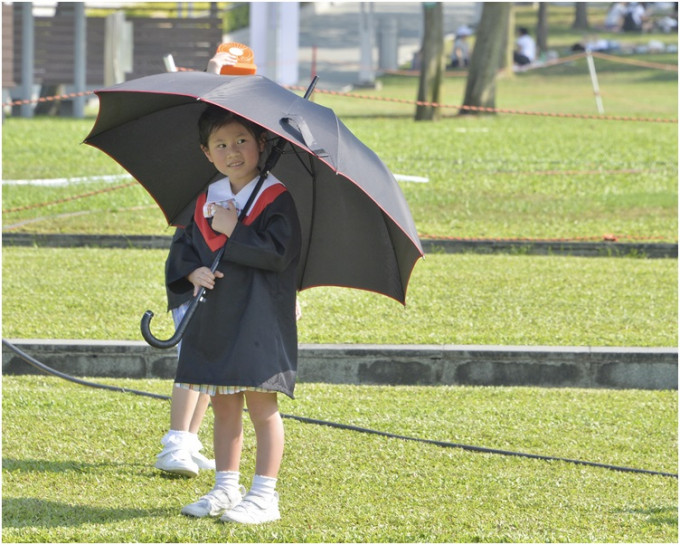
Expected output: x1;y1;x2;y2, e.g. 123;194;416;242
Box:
2;174;132;186
394;174;429;183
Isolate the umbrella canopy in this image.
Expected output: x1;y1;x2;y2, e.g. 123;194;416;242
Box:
85;71;423;304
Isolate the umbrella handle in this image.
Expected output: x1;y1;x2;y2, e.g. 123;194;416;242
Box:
140;246;225;349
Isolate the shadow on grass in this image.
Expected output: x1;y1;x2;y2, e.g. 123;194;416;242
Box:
2;497;170;529
614;506;679;527
2;456;192;481
1;457;183;529
3;457;139;474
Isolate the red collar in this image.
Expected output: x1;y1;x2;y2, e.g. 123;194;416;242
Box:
194;183;287;252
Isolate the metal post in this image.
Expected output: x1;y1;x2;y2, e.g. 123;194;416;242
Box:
73;2;86;118
358;2;376;86
20;2;34;118
378;17;398;71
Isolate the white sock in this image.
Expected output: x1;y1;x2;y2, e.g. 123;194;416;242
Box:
161;430;193;449
215;471;240;492
249;474;277;499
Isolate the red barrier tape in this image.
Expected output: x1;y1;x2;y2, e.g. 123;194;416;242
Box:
2;182;137;213
3;78;676;124
285;85;677;123
4;181;675;243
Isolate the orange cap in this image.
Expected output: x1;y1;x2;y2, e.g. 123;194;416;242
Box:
216;42;257;75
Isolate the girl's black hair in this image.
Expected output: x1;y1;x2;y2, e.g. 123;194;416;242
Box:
198;105;267;148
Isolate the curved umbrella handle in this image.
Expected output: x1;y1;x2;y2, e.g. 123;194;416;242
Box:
140;246;224;349
140;291;202;349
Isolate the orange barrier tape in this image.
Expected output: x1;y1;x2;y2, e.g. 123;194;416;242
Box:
2;182;137;214
5;179;674;244
287;85;677;123
4;63;678;123
6;90;92;106
591;51;679;71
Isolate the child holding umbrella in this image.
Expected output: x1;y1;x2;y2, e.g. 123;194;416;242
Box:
165;104;302;524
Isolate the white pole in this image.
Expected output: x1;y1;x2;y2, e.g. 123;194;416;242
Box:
358;2;375;86
277;3;299;86
586;50;604;114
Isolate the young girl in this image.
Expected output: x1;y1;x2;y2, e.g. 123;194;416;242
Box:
165;105;301;524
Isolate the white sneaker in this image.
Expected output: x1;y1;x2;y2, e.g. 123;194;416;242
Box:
155;448;199;478
220;492;280;524
192;450;216;470
181;486;246;518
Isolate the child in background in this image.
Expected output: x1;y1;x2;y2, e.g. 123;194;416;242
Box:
155;47;250;478
166;105;301;524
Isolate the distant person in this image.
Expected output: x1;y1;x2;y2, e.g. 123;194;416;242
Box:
622;2;650;32
513;27;536;66
571;35;620;53
655;2;678;33
604;2;626;31
448;25;472;69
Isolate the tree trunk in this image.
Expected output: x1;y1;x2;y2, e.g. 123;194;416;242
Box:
461;2;511;115
415;2;444;121
536;3;548;56
571;2;589;30
502;4;515;76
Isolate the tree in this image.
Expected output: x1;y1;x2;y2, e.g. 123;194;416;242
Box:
460;2;511;115
536;3;549;57
571;2;589;30
414;2;444;121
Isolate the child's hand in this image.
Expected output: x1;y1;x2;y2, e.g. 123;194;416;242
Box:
211;200;239;236
187;266;225;296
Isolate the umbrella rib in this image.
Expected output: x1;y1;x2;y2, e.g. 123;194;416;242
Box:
286;144;315;177
297;153;316;290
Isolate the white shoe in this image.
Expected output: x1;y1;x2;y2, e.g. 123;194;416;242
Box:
192;450;216;470
155;448;199;477
181;486;246;518
220;492;280;524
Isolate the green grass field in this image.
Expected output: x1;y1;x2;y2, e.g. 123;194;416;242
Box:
2;50;678;241
2;376;677;543
2;247;677;347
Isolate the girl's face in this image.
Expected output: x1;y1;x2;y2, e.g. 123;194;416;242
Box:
201;121;264;191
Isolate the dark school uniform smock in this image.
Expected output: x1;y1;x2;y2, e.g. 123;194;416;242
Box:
166;175;302;399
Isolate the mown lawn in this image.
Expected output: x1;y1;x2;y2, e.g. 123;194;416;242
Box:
2;376;677;543
2;247;677;347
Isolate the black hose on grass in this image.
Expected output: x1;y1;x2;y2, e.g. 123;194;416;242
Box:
3;338;677;479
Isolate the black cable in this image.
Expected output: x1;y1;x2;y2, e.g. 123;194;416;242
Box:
3;338;677;479
3;339;170;400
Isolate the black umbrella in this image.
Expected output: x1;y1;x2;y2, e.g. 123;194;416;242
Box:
85;71;423;344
